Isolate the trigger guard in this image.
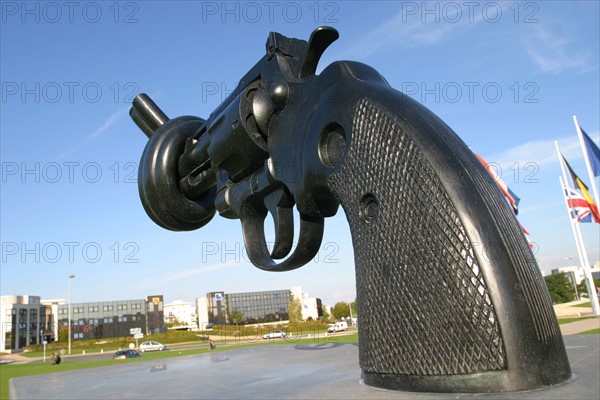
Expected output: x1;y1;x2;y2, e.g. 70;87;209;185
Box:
240;201;324;272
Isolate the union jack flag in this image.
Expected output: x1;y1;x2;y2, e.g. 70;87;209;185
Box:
564;186;600;224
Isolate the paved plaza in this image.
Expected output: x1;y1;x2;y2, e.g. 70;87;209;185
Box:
10;334;600;400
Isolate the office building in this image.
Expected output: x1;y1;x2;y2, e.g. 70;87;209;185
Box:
1;294;165;352
164;300;197;328
198;287;322;326
1;295;46;352
551;265;600;285
291;286;322;320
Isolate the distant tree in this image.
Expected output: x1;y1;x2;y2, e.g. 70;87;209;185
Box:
350;298;358;318
320;306;330;322
544;273;576;304
58;326;68;342
230;310;244;325
289;298;302;322
577;278;600;297
331;301;350;320
165;316;183;328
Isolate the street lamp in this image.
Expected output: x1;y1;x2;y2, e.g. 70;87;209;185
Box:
68;274;75;355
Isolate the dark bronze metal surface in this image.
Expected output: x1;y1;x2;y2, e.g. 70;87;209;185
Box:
129;27;571;393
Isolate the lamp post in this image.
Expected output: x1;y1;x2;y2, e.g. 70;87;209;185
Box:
68;274;75;355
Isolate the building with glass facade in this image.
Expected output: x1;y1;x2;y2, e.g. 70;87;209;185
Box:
55;298;149;341
226;289;291;324
202;289;293;325
1;294;165;352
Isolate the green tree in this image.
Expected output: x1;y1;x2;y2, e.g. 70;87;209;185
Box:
230;310;244;325
576;278;600;297
320;305;330;322
289;297;302;322
164;316;183;328
58;326;68;342
350;298;358;318
544;273;576;304
331;301;350;320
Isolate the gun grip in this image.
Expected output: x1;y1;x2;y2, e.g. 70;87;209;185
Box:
314;63;571;393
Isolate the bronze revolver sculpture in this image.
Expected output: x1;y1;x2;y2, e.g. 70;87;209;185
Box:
130;27;571;393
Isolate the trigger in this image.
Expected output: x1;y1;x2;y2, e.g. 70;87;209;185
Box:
264;189;294;259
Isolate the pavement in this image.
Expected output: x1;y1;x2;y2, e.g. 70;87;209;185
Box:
1;320;597;366
560;317;600;335
8;335;600;400
553;300;598;317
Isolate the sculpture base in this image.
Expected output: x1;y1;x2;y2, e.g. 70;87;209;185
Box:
362;368;573;394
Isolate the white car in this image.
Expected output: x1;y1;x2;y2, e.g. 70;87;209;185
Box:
139;341;166;352
327;322;348;332
262;330;286;339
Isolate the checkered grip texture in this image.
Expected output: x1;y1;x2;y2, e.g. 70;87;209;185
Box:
328;99;506;375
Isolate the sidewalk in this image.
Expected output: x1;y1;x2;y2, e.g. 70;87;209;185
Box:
0;350;103;364
0;353;31;364
560;317;600;335
553;299;595;317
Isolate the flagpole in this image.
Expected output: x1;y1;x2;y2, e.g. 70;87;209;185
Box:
573;212;600;315
558;176;587;300
573;115;600;207
556;142;600;314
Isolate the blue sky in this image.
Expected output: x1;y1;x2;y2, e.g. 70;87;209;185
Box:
1;1;599;307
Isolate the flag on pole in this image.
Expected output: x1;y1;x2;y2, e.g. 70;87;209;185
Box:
563;186;600;223
562;156;600;223
580;127;600;177
472;150;531;244
472;151;520;215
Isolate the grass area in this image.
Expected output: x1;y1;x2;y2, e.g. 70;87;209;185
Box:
573;302;592;308
580;328;600;334
0;333;358;400
557;317;594;325
25;330;214;355
20;329;334;358
24;322;333;356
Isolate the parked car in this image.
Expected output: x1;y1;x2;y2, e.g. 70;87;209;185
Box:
113;349;141;359
262;330;286;339
139;341;166;352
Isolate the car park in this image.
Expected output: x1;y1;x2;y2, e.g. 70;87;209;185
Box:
139;341;166;352
262;330;286;339
113;349;141;359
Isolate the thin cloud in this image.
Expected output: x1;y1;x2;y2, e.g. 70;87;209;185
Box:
537;250;600;271
88;108;128;139
54;107;129;160
329;288;355;302
526;26;595;74
337;5;485;60
160;260;242;284
519;201;564;214
484;134;596;170
135;260;243;293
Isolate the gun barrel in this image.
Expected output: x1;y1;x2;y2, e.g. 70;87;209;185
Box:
130;93;169;138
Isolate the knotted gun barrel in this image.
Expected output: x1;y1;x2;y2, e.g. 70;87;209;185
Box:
130;27;571;393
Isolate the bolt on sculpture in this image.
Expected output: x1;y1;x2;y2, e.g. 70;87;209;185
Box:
130;27;571;393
